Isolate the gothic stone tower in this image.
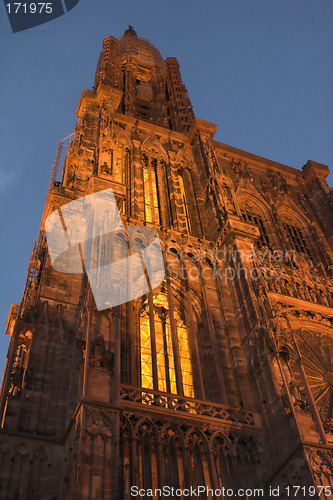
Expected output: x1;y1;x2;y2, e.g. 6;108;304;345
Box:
1;27;333;499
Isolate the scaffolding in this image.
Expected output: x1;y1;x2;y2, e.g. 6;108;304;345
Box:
43;132;74;224
20;133;74;316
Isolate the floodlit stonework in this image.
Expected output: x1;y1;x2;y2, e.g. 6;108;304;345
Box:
1;27;333;499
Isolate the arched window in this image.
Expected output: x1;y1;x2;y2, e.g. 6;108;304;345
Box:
115;145;131;185
142;154;160;224
283;222;313;260
241;209;271;249
140;293;194;398
178;174;191;233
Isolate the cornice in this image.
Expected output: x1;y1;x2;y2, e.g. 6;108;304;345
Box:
213;141;304;180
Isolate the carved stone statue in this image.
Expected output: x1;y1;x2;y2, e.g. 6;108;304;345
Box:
90;334;114;372
8;366;24;396
101;161;112;175
90;334;105;365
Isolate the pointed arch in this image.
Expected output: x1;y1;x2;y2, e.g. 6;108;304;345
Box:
133;418;161;494
276;205;318;262
115;130;133;149
142;137;179;227
99;137;116;176
237;192;278;250
184;428;214;492
177;170;192;233
139;284;194;398
174;148;203;235
115;132;133;185
175;146;194;167
140;136;171;226
210;432;235;490
141;152;161;224
141;133;168;161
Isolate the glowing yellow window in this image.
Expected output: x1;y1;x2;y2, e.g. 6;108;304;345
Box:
139;293;194;398
143;156;160;225
179;175;191;233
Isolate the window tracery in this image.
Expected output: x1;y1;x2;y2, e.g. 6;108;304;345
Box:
115;144;131;184
241;209;271;249
140;292;194;398
290;329;333;423
283;222;314;261
142;154;161;224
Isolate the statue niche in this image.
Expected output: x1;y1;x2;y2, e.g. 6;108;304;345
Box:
99;141;115;177
90;334;114;372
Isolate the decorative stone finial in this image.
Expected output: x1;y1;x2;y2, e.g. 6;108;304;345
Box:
124;25;137;37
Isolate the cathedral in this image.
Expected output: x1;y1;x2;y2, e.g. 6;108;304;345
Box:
1;27;333;499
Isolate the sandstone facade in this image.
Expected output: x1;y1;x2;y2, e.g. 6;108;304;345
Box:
0;27;332;499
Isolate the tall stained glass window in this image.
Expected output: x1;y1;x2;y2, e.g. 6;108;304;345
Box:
142;154;160;224
140;293;194;398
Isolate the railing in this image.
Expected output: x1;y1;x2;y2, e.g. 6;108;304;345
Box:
120;384;258;427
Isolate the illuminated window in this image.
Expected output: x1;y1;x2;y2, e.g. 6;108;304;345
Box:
142;154;160;224
115;146;131;184
124;148;131;184
140;293;194;398
179;174;191;233
241;209;271;249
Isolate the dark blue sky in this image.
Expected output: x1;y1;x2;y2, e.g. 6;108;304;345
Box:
1;0;333;375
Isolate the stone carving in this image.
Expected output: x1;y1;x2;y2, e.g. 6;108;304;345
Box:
101;161;112;175
215;177;237;215
230;159;253;188
86;409;114;439
306;448;333;485
8;365;24;396
120;385;256;426
206;147;220;174
288;381;309;412
66;166;76;189
90;334;114;372
101;104;114;136
261;168;289;195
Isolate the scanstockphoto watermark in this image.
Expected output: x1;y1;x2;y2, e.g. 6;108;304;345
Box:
130;485;332;497
130;485;266;497
166;245;295;283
